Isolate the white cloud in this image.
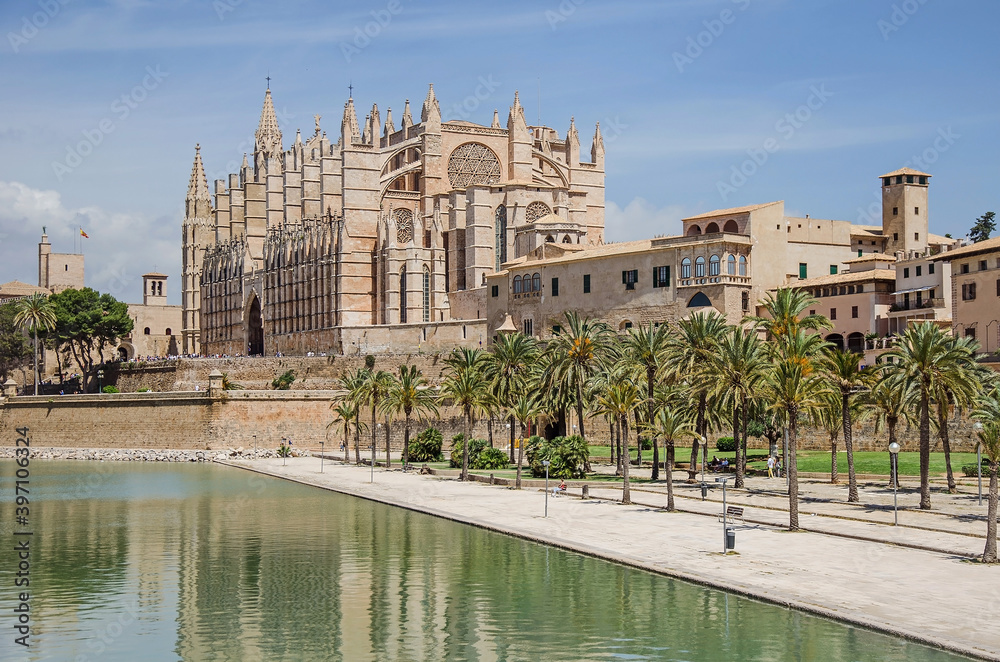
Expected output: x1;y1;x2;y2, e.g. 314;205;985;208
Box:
605;197;687;242
0;181;178;305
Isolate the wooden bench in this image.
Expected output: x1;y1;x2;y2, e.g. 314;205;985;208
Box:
718;505;745;525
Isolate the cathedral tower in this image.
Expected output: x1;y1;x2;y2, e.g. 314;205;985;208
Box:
182;144;212;355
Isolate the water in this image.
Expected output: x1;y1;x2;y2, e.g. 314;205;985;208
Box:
0;461;969;661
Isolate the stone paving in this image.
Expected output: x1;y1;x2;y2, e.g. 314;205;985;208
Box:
225;456;1000;661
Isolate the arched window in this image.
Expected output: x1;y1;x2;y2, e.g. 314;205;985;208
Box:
165;328;171;336
705;222;720;234
494;206;507;271
709;254;720;276
695;256;706;277
681;258;691;279
513;275;522;294
532;273;541;292
687;292;712;308
399;267;407;323
562;236;572;243
157;282;163;296
739;255;747;276
422;266;430;322
723;219;739;233
686;224;702;237
545;235;555;243
727;254;737;275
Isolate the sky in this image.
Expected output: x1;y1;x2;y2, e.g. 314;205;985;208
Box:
0;0;997;306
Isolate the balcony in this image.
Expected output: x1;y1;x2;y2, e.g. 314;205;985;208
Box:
678;274;752;287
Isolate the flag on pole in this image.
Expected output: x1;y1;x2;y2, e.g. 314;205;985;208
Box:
79;228;89;239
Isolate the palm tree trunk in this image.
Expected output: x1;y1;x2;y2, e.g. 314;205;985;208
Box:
844;391;858;502
461;408;471;481
621;414;631;505
830;433;839;484
487;415;494;448
609;419;616;468
508;414;516;463
938;403;956;493
984;462;998;563
371;405;378;468
354;419;361;465
741;397;749;474
634;411;642;467
575;378;586;440
649;372;659;480
615;420;623;477
403;412;411;469
734;399;744;489
33;330;39;395
688;391;706;482
788;405;800;531
665;441;675;511
384;418;391;468
919;389;932;510
515;421;526;489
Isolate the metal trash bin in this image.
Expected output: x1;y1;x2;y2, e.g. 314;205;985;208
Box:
701;484;708;500
726;528;736;550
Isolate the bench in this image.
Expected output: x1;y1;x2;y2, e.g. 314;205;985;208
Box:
718;505;745;525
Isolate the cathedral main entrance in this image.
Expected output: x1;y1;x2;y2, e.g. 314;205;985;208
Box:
247;296;264;356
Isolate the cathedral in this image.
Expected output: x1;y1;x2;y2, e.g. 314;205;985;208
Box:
183;84;606;356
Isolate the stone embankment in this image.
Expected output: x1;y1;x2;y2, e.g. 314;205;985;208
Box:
0;447;311;462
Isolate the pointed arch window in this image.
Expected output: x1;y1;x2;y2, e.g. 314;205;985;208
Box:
399;266;407;324
695;256;706;277
681;258;691;279
422;266;430;322
709;254;720;276
495;205;507;271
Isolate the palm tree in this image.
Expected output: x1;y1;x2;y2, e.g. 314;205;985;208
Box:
14;293;57;395
509;393;543;489
745;287;831;341
932;340;987;493
972;385;1000;563
667;310;729;481
544;312;613;443
383;365;439;470
338;367;370;465
484;332;539;462
361;369;395;468
811;391;842;484
822;348;868;502
884;322;980;509
592;364;641;505
644;393;698;511
441;347;489;481
329;400;359;458
764;330;830;530
622;323;671;480
708;325;766;488
859;373;913;489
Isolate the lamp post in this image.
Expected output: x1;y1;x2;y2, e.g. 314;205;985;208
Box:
715;476;729;553
975;422;984;506
700;435;707;483
253;434;257;457
372;423;381;483
888;442;900;525
320;439;325;473
543;459;551;517
97;369;104;394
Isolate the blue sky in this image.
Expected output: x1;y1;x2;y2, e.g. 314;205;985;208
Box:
0;0;997;305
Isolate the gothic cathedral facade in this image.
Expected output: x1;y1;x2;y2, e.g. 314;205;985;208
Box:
182;85;605;356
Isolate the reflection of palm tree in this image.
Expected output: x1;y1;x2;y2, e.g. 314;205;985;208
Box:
384;365;438;469
885;322;980;509
13;293;56;394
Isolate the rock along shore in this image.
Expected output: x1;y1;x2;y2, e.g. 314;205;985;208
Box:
0;447;311;462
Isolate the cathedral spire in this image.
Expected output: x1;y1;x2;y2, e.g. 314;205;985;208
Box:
401;99;413;129
491;108;501;129
566;116;580;166
420;84;440;123
370;104;380;145
342;97;361;144
255;88;283;178
187;144;210;202
384;107;395;137
591;121;605;164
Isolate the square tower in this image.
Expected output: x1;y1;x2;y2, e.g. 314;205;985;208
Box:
881;168;930;256
143;273;168;305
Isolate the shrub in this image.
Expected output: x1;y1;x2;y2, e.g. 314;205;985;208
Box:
472;447;510;470
450;434;488;469
408;427;444;462
527;435;589;479
102;385;120;394
638;437;652;451
277;444;292;458
964;463;999;477
137;387;150;393
364;355;376;370
716;437;736;452
272;370;296;390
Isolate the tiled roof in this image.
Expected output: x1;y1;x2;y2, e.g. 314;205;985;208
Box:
0;281;48;298
880;167;932;179
795;269;896;288
937;237;1000;261
843;253;895;264
683;201;782;221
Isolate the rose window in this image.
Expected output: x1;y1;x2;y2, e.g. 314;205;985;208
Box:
447;142;502;189
525;201;551;222
394;208;413;244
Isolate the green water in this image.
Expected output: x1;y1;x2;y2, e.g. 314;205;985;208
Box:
0;461;969;661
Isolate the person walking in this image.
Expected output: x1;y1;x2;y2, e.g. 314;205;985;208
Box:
767;455;775;479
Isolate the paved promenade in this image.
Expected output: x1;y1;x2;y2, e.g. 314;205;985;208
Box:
224;457;999;661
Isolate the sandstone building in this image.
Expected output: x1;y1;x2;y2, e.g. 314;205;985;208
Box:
184;85;606;356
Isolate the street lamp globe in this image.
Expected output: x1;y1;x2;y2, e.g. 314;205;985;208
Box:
888;442;900;454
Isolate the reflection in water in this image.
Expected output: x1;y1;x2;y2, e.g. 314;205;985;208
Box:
0;462;966;661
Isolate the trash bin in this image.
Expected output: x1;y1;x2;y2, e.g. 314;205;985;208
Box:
726;528;736;550
701;484;708;500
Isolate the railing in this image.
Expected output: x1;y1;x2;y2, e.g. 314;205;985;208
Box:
889;298;945;312
678;274;752;287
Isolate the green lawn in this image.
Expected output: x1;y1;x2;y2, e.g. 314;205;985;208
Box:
587;445;978;477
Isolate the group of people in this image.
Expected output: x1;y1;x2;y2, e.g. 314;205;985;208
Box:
709;455;784;478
